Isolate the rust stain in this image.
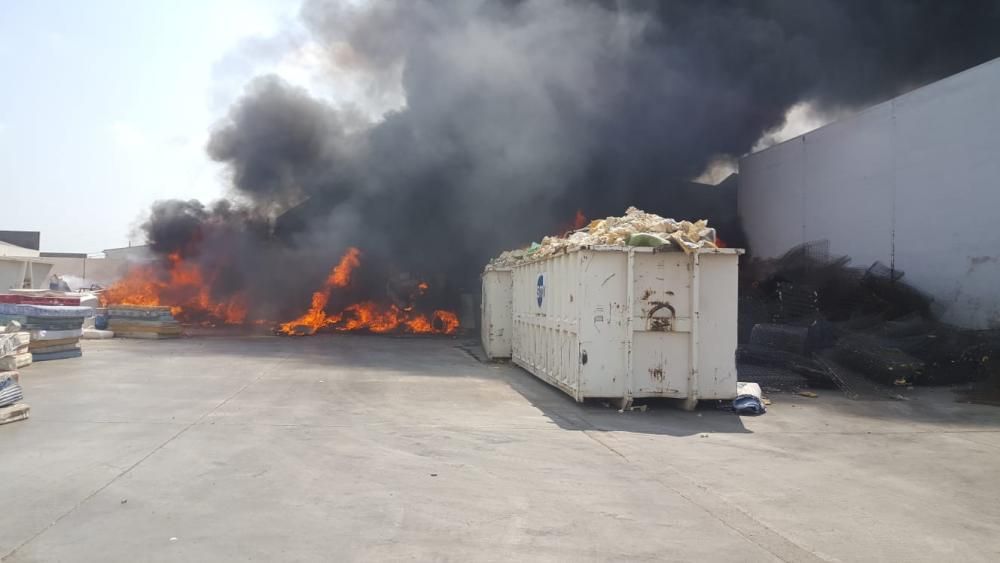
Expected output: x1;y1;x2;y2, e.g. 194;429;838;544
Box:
641;289;653;300
647;301;675;331
649;367;664;381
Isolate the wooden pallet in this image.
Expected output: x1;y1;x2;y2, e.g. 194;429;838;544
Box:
0;403;30;425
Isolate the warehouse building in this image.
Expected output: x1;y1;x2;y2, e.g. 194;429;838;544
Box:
739;57;1000;329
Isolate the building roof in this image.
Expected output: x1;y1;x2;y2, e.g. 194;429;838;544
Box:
0;230;40;250
40;251;88;258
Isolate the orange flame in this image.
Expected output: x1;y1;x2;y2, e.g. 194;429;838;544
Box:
276;248;458;336
277;247;361;335
100;251;249;326
103;246;459;336
555;209;588;235
330;247;361;287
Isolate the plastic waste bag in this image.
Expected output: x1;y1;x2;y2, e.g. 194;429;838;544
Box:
733;395;766;415
627;233;670;247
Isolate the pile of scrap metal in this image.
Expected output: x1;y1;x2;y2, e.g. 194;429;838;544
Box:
738;241;1000;396
490;207;720;267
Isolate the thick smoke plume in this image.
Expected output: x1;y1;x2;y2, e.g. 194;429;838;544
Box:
143;0;1000;318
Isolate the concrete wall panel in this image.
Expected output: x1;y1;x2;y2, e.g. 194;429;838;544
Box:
739;57;1000;328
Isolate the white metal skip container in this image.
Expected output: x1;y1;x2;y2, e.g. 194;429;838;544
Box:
510;246;742;408
481;266;513;360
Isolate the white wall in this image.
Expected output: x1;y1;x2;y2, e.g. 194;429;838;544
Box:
0;242;40;258
0;258;53;290
739;58;1000;329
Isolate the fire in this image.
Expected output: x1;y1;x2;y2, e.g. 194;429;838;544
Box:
323;303;458;335
330;247;361;287
277;248;361;335
103;246;460;336
100;251;249;325
274;248;459;336
557;209;588;234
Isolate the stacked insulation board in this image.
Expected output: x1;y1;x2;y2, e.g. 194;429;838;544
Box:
0;296;92;362
107;306;182;339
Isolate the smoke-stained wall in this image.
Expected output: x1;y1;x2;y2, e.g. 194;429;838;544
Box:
739;57;1000;329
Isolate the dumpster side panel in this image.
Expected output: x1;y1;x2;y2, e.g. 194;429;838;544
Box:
577;250;628;399
512;253;583;399
509;248;740;403
630;252;692;396
481;269;513;359
696;252;740;399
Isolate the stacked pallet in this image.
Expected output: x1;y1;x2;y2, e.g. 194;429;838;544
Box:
0;296;93;362
107;306;182;339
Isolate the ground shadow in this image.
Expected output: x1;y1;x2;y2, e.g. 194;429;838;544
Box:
86;332;1000;435
457;340;752;437
81;332;751;437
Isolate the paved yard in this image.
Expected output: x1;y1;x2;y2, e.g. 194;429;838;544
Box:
1;335;998;561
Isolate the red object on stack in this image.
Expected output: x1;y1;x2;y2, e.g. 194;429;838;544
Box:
0;294;81;306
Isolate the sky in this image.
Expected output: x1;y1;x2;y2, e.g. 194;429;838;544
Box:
0;0;308;252
0;0;822;254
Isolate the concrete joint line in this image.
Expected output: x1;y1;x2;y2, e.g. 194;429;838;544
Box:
583;432;827;563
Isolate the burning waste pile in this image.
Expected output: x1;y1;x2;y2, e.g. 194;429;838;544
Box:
737;241;1000;398
274;247;459;336
100;236;460;338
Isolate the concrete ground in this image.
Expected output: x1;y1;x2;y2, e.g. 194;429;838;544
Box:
1;335;999;562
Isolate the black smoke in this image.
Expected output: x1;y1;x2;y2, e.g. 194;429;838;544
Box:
143;0;1000;319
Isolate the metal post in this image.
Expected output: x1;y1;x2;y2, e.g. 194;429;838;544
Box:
684;251;701;411
622;248;635;410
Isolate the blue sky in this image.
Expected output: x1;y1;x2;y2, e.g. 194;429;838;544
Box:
0;0;301;252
